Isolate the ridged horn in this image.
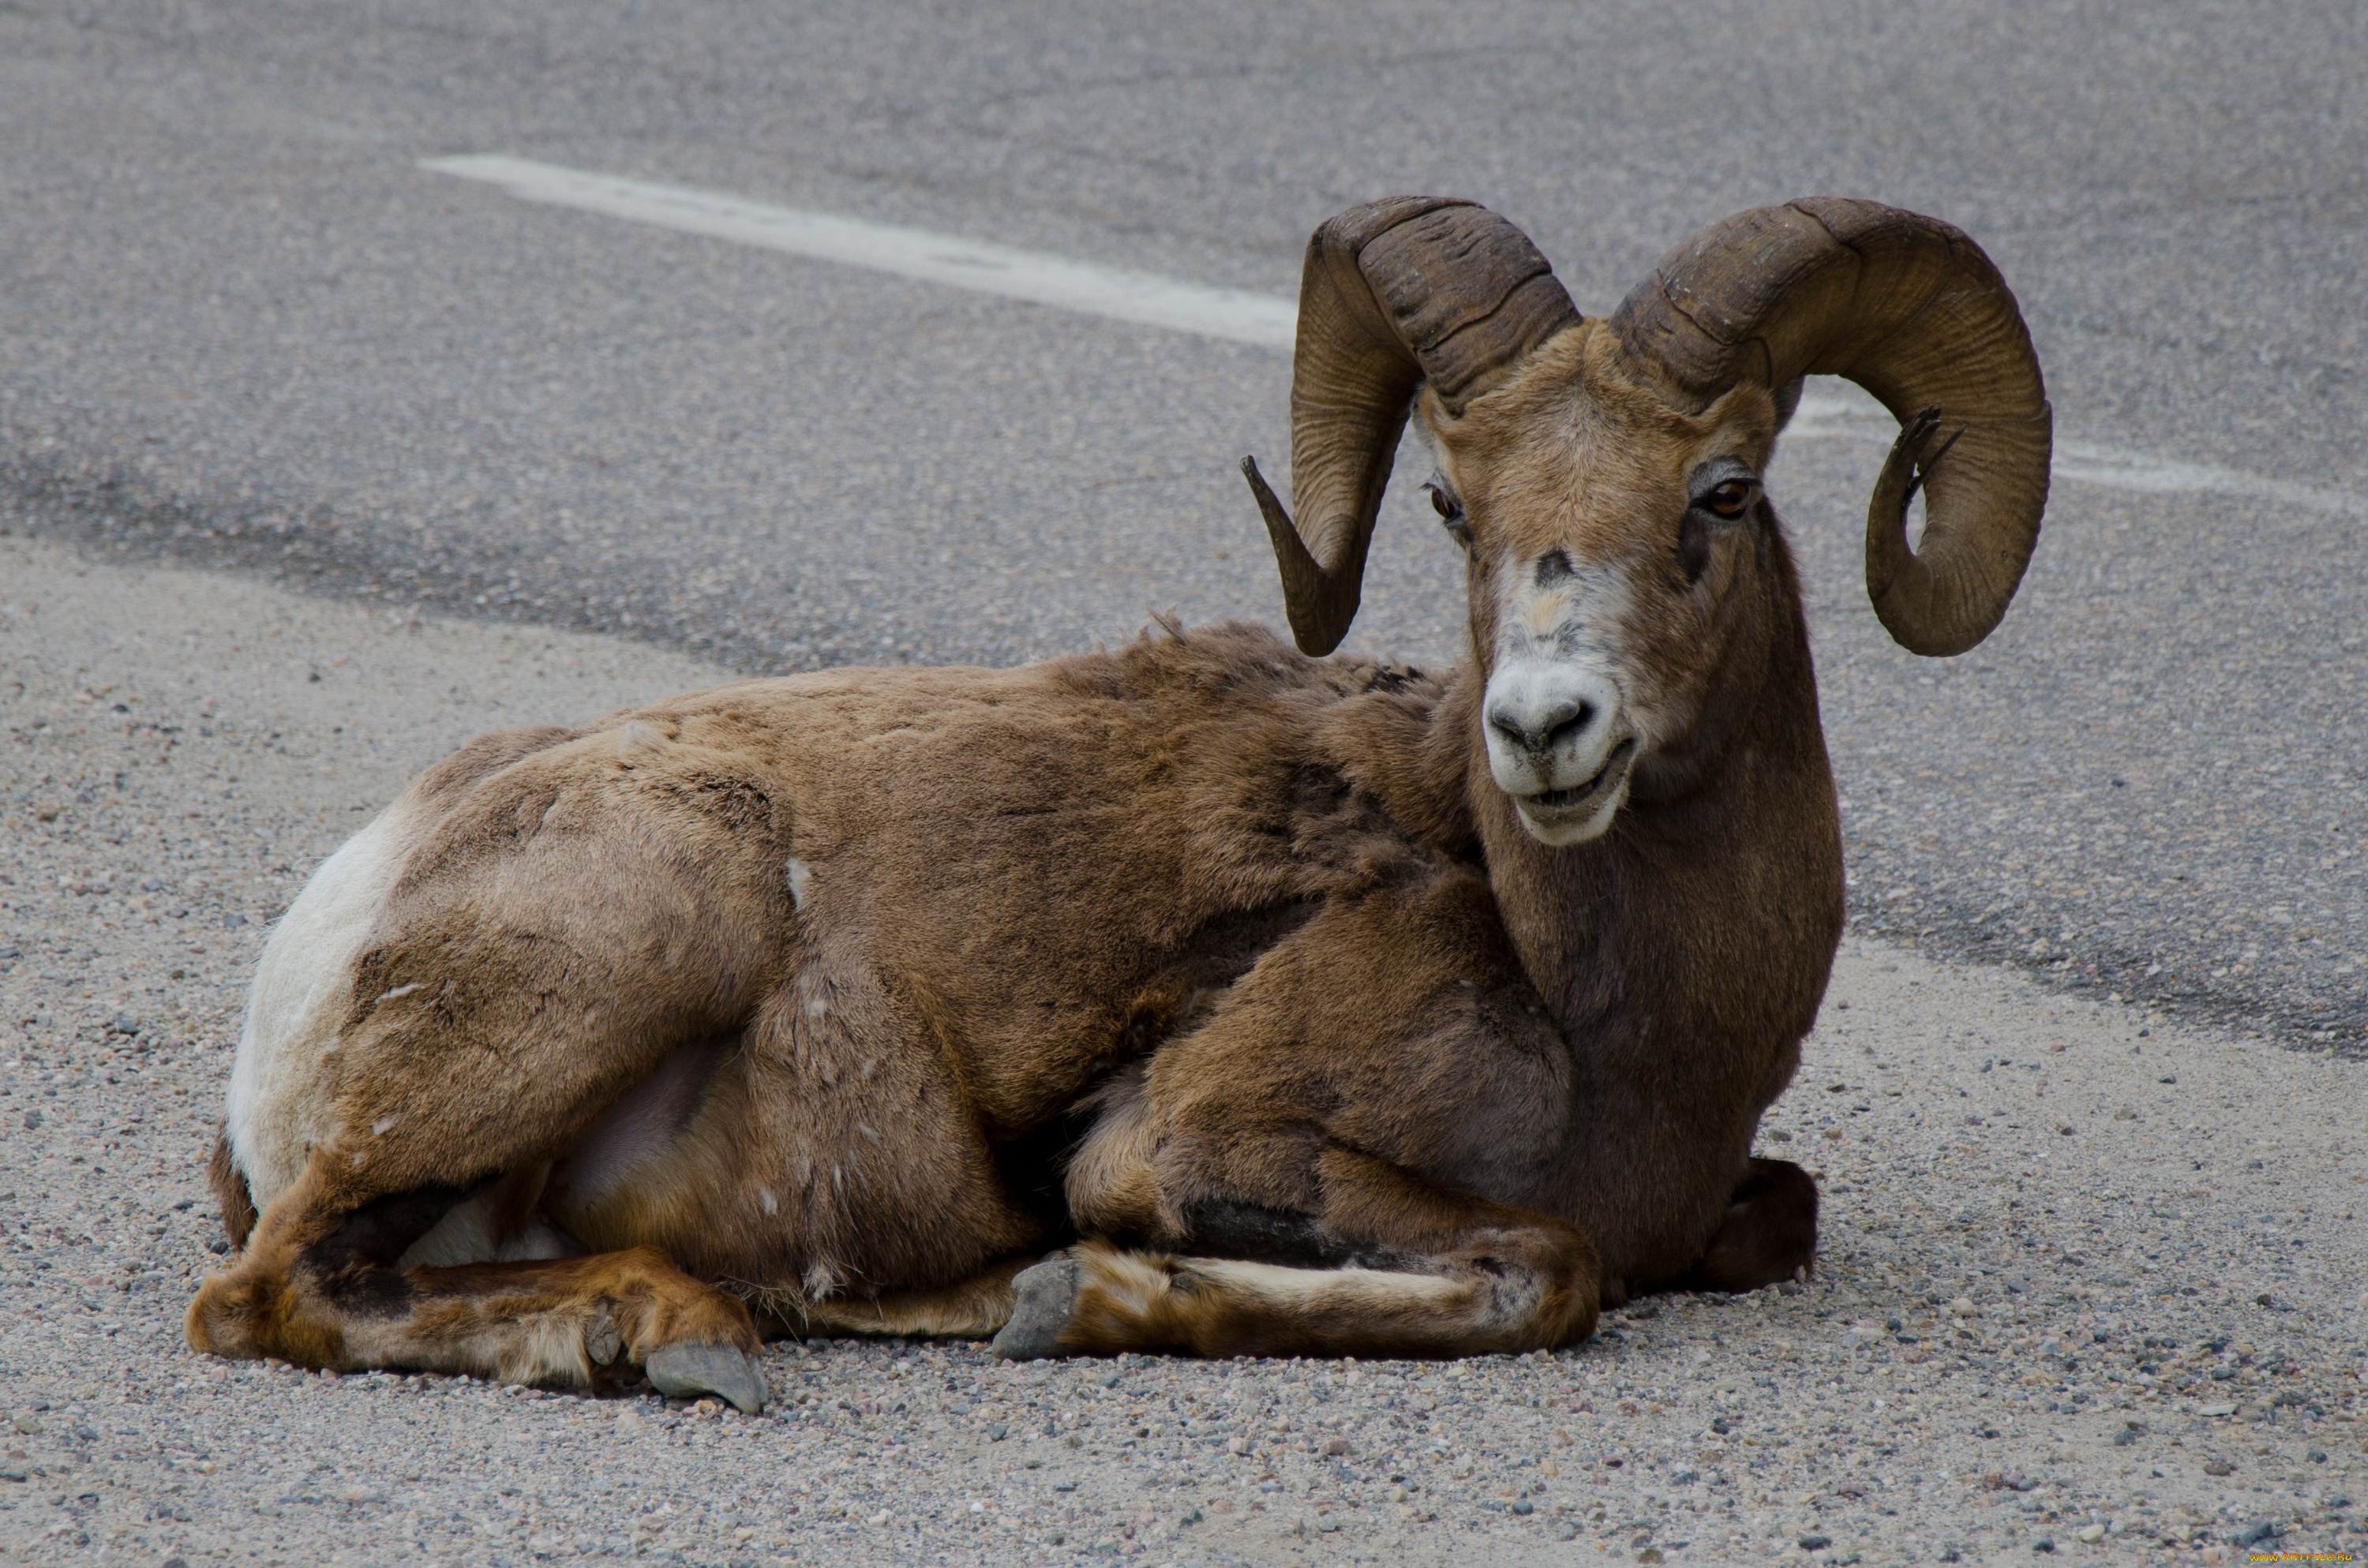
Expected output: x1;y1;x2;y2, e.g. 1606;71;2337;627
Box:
1246;197;1583;655
1609;197;2051;657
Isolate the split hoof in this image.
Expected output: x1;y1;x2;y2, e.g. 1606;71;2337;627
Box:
646;1342;768;1414
988;1253;1081;1361
584;1307;624;1368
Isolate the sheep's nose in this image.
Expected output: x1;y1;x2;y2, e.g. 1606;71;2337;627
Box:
1488;694;1595;757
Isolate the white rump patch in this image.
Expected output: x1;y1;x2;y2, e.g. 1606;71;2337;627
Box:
227;804;421;1210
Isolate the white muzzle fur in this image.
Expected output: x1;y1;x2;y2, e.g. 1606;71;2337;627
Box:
1484;557;1639;845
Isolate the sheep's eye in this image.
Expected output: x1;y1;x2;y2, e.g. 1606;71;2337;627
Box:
1703;478;1755;519
1425;475;1472;549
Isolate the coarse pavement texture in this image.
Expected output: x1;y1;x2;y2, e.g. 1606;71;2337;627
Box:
1;0;2365;1046
2;537;2363;1567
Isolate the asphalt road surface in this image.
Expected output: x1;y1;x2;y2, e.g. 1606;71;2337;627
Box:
2;2;2363;1056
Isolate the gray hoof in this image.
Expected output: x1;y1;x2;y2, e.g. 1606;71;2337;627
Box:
646;1342;768;1414
584;1308;624;1368
989;1255;1081;1361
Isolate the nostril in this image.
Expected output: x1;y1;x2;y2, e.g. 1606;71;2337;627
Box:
1542;702;1595;751
1491;700;1591;754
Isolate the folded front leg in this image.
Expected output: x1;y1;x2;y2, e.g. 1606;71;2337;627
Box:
1000;872;1603;1361
996;1147;1598;1360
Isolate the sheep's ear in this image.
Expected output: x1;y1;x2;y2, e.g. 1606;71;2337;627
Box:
1770;377;1804;435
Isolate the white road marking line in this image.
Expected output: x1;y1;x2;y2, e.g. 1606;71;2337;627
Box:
425;155;2360;520
2048;443;2362;518
420;154;1295;350
1789;392;2364;519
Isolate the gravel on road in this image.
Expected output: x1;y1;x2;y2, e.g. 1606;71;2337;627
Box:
2;535;2362;1568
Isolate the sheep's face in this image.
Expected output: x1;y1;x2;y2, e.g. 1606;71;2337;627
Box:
1425;325;1786;847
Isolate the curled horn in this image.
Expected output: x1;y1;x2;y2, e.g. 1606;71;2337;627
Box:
1245;198;1583;656
1609;198;2051;657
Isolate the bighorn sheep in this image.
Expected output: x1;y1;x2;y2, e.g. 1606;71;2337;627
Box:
189;196;2048;1413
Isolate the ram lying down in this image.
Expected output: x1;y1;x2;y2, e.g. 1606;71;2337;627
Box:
190;196;2049;1413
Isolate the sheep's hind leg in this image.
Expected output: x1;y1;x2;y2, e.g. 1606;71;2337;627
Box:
187;1156;769;1411
766;1258;1035;1343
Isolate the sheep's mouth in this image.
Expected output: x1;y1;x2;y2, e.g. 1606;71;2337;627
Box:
1517;739;1636;821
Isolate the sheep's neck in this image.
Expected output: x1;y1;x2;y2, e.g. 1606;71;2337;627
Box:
1447;582;1841;1284
1463;582;1842;1108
